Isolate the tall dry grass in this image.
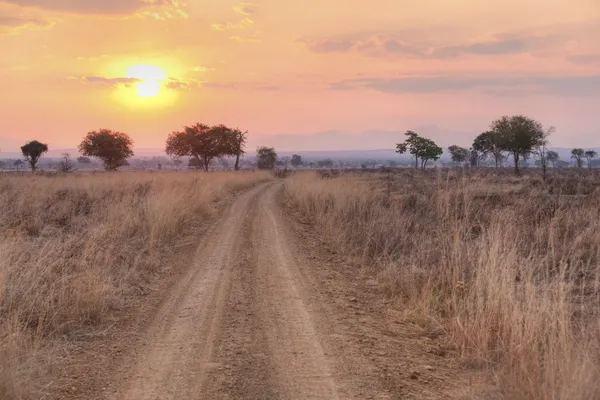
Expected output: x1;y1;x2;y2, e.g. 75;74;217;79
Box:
0;170;272;399
285;169;600;399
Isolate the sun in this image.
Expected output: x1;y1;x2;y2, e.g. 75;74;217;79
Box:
126;64;166;97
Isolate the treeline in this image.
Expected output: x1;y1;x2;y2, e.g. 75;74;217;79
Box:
7;123;285;172
397;114;598;175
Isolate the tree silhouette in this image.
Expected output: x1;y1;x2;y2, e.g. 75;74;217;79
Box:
491;115;545;175
585;150;598;169
291;154;303;167
256;147;277;170
21;140;49;172
472;131;505;168
396;130;443;169
166;123;239;172
546;151;559;168
78;129;134;171
571;148;585;168
448;145;469;164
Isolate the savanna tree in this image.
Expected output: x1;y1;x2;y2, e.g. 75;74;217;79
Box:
291;154;303;167
166;124;221;171
229;128;247;171
491;115;546;175
78;129;134;170
571;148;585;168
472;130;505;168
546;151;559;168
585;150;598;169
396;130;443;169
532;126;554;181
21;140;49;172
166;124;245;171
256;146;277;170
447;145;469;165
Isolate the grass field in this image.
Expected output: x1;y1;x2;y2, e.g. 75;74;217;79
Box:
285;168;600;399
0;170;273;399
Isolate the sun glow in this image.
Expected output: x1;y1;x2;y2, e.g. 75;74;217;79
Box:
126;64;166;97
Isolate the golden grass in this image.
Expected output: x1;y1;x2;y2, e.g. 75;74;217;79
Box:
285;169;600;399
0;170;272;399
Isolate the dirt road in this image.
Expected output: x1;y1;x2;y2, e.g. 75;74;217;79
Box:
107;182;343;399
74;181;488;400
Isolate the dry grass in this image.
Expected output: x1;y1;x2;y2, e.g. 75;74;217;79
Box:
0;170;272;399
285;168;600;399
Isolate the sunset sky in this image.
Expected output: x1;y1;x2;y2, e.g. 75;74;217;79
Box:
1;0;599;152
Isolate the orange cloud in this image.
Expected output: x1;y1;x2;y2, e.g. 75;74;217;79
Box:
0;15;54;34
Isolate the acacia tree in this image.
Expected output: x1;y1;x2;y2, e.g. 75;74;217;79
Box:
396;130;443;169
291;154;303;167
532;126;554;181
472;130;505;168
230;128;247;171
78;129;134;171
256;146;277;170
571;148;585;168
546;151;560;168
491;115;545;175
21;140;49;172
448;145;469;165
166;124;219;171
166;124;245;171
584;150;598;169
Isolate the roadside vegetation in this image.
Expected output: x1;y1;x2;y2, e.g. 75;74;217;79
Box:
285;167;600;399
0;170;272;399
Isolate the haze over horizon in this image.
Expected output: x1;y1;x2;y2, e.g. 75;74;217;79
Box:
1;0;599;152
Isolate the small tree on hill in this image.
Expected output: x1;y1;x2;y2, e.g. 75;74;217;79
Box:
491;115;545;175
21;140;49;172
571;148;585;168
256;146;277;170
78;129;134;171
396;130;443;169
13;159;24;170
584;150;598;169
448;145;469;165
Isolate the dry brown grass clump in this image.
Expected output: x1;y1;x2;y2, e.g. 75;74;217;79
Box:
0;170;272;399
285;168;600;399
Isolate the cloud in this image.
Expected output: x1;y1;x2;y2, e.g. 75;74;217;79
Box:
73;75;199;90
233;2;256;16
0;15;54;33
202;81;280;91
299;31;563;59
230;33;260;43
3;0;186;17
567;54;600;65
79;76;140;87
331;75;600;97
193;65;216;72
211;17;254;31
164;78;200;89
